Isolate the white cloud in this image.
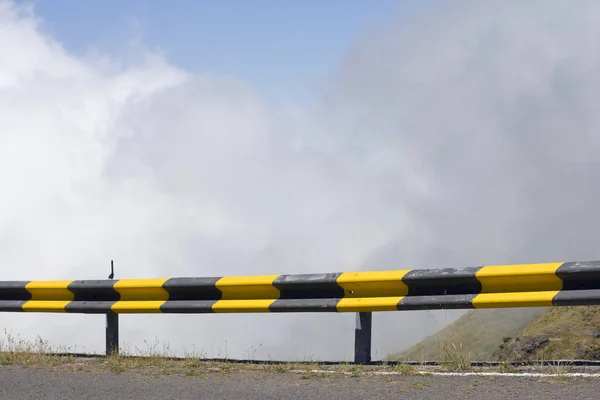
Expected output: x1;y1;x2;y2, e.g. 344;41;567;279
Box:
1;0;600;360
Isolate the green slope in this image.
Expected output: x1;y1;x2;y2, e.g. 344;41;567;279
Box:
387;308;548;361
494;306;600;361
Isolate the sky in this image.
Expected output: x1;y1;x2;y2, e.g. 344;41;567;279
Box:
25;0;419;105
2;0;600;361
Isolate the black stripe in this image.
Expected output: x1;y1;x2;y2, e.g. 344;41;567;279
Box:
401;267;483;296
0;282;31;301
160;300;217;313
273;273;344;299
269;298;339;312
163;277;222;300
553;289;600;306
65;301;115;314
397;294;476;310
68;280;120;301
0;300;28;311
555;261;600;290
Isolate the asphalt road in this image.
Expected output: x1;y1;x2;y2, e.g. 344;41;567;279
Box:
1;366;599;400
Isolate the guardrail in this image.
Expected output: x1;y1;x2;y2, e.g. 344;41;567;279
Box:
1;260;599;363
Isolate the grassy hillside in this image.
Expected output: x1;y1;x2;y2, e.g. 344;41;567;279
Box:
387;308;548;361
494;306;600;361
388;305;600;362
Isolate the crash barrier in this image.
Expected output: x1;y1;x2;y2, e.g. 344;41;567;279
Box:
1;260;599;362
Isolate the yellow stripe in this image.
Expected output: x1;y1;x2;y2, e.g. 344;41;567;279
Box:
212;299;276;313
22;300;71;312
113;279;170;301
111;301;166;313
25;280;74;300
215;275;280;300
336;271;410;298
473;291;558;308
475;263;563;293
213;275;279;312
336;297;404;312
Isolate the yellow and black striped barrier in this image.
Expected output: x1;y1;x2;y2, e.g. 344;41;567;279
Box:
1;260;599;314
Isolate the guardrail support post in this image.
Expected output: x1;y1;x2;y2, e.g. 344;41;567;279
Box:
105;260;119;356
354;311;372;364
106;311;119;355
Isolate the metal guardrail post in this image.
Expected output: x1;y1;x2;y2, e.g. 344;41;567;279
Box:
106;311;119;355
354;311;372;363
105;260;119;356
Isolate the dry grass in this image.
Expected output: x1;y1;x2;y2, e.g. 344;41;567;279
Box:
0;340;428;378
0;328;590;378
0;329;396;377
389;362;418;375
0;329;74;367
494;361;518;373
441;343;472;371
530;350;574;375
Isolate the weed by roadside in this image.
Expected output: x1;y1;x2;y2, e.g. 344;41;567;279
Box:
441;343;472;371
494;361;518;373
411;381;433;390
338;362;364;377
537;360;576;384
397;381;433;393
0;329;73;367
389;362;417;375
531;350;574;375
0;329;590;379
546;361;574;375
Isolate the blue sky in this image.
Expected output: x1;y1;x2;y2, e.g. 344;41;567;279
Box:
25;0;420;105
